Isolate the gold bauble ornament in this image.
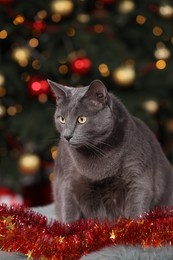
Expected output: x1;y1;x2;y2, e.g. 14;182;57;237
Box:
51;0;74;16
112;65;136;86
18;153;41;175
118;0;135;14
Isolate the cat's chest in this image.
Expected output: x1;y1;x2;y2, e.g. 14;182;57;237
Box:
72;176;125;220
68;149;122;180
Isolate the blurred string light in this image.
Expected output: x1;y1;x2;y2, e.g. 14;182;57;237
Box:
0;86;6;97
67;27;76;37
94;24;104;33
0;105;6;118
6;104;22;117
51;0;74;16
159;3;173;19
29;38;39;48
58;64;69;75
51;13;61;22
77;13;90;23
136;15;146;25
0;73;5;86
51;146;58;160
36;10;47;20
12;46;30;67
118;0;135;14
143;100;159;114
152;26;163;36
32;60;41;70
155;59;166;70
13;14;25;25
112;61;136;87
0;29;8;39
154;42;171;60
98;64;110;77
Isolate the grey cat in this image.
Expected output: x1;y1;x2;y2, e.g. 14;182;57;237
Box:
48;79;173;223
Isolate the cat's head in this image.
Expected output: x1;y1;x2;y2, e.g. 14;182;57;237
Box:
48;79;123;149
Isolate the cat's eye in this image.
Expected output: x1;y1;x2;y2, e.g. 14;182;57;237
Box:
77;116;87;124
58;116;65;124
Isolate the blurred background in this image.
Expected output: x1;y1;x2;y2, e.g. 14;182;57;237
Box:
0;0;173;207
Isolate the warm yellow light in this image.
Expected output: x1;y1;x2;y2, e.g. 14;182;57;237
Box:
155;59;166;70
0;105;6;118
77;13;90;23
118;0;135;14
112;65;136;86
94;24;104;33
136;15;146;24
0;74;5;86
154;42;170;60
32;60;41;70
38;94;48;103
29;38;39;48
51;0;74;16
12;47;30;62
98;64;110;77
13;15;25;25
7;106;17;116
51;146;58;159
0;30;8;39
153;26;163;36
159;4;173;19
49;172;55;182
0;86;6;97
59;65;69;74
51;13;61;22
143;100;159;114
37;10;47;19
67;27;75;37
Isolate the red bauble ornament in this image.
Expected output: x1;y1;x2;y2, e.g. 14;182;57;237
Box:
71;57;92;75
0;0;14;4
32;21;46;32
28;76;49;96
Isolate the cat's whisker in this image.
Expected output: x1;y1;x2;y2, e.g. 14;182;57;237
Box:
72;135;108;158
48;136;59;144
85;141;107;157
97;140;113;148
83;143;103;160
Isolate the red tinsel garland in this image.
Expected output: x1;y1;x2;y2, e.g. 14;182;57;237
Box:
0;204;173;259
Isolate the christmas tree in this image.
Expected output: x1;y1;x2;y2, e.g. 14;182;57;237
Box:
0;0;173;206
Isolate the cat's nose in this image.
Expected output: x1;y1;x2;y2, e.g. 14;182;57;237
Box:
64;134;72;141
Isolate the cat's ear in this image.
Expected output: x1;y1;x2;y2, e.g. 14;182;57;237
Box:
48;79;67;101
85;80;108;105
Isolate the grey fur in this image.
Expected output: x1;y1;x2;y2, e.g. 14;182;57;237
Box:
0;251;25;260
49;79;173;223
81;246;173;260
